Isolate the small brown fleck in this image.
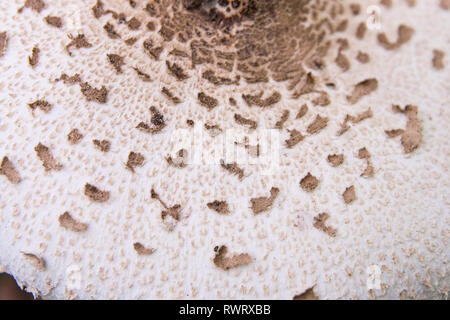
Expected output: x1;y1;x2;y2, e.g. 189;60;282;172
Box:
93;139;111;152
22;252;45;270
358;147;374;177
356;51;370;63
28;45;40;67
213;245;251;270
337;108;373;136
166;149;188;168
307;115;328;135
313;213;336;237
34;143;63;171
146;21;156;31
126;152;145;172
127;17;141;30
79;82;108;103
294;287;318;300
347;78;378;104
124;37;138;45
28;99;51;113
198;92;218;110
343;185;356;204
104;22;120;39
107;53;124;73
386;105;422;153
377;25;414;50
274;110;290;129
0;156;21;184
285;129;304;148
84;183;110;202
133;67;151;82
151;188;182;231
67;128;83;144
159;25;175;41
335;52;350;71
296;104;308;119
250;187;279;214
133;242;155;255
300;173;319;192
18;0;45;13
66;34;92;56
356;22;367;40
45;16;62;28
166;61;189;80
186;119;194;127
234;113;257;130
312;91;330;107
432;49;445;70
161;87;181;104
55;73;81;85
0;32;8;58
220;160;244;180
58;212;88;232
207;200;230;214
327;154;344;167
137;106;166;134
385;129;404;138
242;91;281;108
349;3;361;15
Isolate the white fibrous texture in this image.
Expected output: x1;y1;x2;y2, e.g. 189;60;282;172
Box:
0;0;449;300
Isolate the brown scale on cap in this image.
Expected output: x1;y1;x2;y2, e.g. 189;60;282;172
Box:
207;200;230;214
84;183;110;202
377;25;415;51
213;245;251;270
343;185;356;204
45;16;62;28
28;99;52;113
67;129;83;144
220;159;244;180
93;139;111;152
293;287;318;300
34;143;63;171
385;105;422;154
313;213;336;237
250;187;279;214
0;31;7;58
28;45;40;67
0;156;21;184
137;106;166;133
133;242;155;255
107;54;125;73
18;0;45;13
126;152;145;172
300;173;319;192
151;188;182;231
22;252;45;270
58;212;88;232
65;34;92;56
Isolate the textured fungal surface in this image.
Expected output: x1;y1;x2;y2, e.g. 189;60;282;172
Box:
0;0;449;300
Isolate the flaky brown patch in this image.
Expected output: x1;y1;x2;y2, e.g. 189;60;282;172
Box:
220;160;244;180
93;139;111;152
104;22;120;39
234;113;257;129
151;188;182;231
28;99;52;113
107;53;125;73
133;242;155;255
0;156;21;184
307;115;328;135
84;183;110;202
213;245;251;270
198;92;219;110
58;212;88;232
337;108;373;136
45;16;62;28
357;147;374;177
327;154;344;167
386;105;422;153
250;187;279;214
343;185;356;204
79;82;108;103
313;213;336;237
22;252;45;270
346;79;378;104
242;91;281;108
300;173;319;192
207;200;230;214
296;104;308;119
377;25;414;50
285;129;304;148
0;31;8;58
66;34;92;56
293;287;318;300
133;67;152;82
126;152;145;171
432;49;445;70
34;143;63;171
28;45;40;67
166;61;189;80
274;110;290;129
161;87;181;104
18;0;45;13
166;149;188;168
67;128;83;144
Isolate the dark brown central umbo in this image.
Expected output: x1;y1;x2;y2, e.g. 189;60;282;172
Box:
144;0;344;93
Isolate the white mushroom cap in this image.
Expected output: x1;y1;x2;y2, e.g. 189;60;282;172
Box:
0;0;449;299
